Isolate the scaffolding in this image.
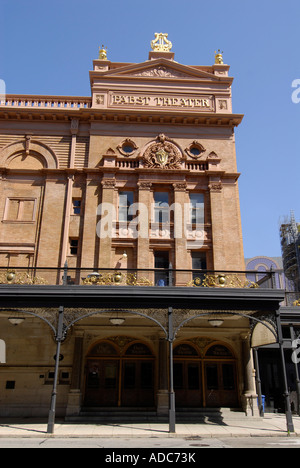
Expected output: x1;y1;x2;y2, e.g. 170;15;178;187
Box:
280;211;300;295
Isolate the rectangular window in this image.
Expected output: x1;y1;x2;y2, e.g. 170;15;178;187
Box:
5;381;15;390
69;238;79;255
104;364;118;389
141;362;153;389
87;371;99;388
192;252;207;284
123;362;136;389
188;364;200;390
8;199;20;220
72;199;82;215
192;252;207;270
206;365;219;390
61;372;70;380
222;364;235;391
154;192;169;224
154;251;169;286
3;198;36;222
189;193;204;224
174;363;184;390
119;191;134;222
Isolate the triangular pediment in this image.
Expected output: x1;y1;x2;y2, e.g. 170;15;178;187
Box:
95;58;224;82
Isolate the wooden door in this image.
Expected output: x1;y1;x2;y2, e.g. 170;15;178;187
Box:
174;361;202;407
204;362;238;407
85;360;119;407
121;360;154;407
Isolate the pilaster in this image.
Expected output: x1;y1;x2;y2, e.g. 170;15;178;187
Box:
136;181;151;270
208;181;226;270
173;183;188;285
80;173;100;269
98;178;116;268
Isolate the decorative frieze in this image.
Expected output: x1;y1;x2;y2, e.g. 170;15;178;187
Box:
101;179;116;189
208;182;223;192
137;181;152;190
172;182;187;192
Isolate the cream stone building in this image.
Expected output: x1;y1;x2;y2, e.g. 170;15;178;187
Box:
0;35;285;429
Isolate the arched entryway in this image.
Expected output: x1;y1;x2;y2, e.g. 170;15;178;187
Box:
84;337;155;408
174;341;239;408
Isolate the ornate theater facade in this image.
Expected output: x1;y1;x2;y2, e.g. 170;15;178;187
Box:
0;35;285;428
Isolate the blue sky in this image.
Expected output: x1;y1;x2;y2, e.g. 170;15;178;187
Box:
1;0;299;259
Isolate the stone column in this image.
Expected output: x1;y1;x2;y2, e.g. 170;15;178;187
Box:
66;334;84;416
241;333;259;417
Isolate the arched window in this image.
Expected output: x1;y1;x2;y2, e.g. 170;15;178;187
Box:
205;344;233;358
125;342;153;356
173;343;199;356
88;341;118;356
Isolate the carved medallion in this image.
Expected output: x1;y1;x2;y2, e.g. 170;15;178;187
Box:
142;134;182;169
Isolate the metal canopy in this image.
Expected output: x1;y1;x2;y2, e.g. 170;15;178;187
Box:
0;284;290;435
0;284;285;311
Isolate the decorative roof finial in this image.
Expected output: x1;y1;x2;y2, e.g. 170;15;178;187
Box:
151;33;172;52
99;45;108;60
215;49;224;64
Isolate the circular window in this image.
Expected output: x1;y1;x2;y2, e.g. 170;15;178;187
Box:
190;146;201;157
185;141;205;159
117;139;138;156
122;144;135;154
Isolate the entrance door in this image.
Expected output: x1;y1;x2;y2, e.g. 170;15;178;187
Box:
122;360;154;407
173;343;202;408
85;360;119;407
204;362;238;407
174;361;202;407
84;339;155;408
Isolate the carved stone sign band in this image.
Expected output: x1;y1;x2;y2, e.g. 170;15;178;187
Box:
109;92;214;111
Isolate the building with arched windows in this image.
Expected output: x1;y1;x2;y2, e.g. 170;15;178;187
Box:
0;36;286;425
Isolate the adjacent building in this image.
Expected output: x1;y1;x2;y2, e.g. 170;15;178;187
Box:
280;212;300;298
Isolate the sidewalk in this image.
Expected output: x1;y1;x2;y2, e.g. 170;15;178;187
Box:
0;414;299;438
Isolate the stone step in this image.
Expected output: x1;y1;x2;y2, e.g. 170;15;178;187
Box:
66;407;249;423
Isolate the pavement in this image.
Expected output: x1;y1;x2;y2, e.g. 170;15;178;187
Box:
0;414;300;439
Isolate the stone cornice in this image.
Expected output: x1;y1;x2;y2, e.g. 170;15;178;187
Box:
0;105;244;128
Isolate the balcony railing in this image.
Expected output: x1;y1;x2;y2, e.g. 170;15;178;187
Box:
0;265;298;304
1;95;92;109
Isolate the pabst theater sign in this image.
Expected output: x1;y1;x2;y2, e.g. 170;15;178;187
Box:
109;92;214;111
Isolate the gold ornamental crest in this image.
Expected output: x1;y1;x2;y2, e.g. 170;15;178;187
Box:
156;149;169;166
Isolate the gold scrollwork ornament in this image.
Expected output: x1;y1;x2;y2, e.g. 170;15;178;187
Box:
99;45;108;60
151;33;172;52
